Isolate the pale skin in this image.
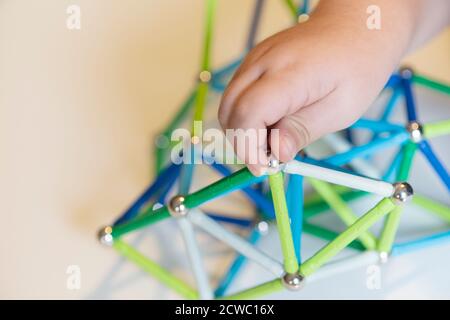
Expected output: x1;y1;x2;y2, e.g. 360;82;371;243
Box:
219;0;449;176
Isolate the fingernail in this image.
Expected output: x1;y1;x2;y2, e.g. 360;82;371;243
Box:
248;164;265;177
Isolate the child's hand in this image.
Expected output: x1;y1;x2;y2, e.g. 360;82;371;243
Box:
218;0;448;176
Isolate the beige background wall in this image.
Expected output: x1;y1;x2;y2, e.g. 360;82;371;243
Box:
0;0;449;298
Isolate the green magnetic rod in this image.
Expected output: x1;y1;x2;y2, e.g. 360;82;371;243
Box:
254;182;371;250
114;239;199;299
378;142;416;254
193;82;209;125
299;198;397;277
222;278;283;300
111;167;261;238
302;222;366;252
300;190;450;252
303;184;363;207
269;172;299;274
423;119;450;139
308;178;378;250
412;74;450;95
284;0;299;20
113;236;203;300
201;0;216;72
222;197;399;299
303;189;368;219
412;194;450;224
155;90;197;173
155;0;218;170
193;0;217;126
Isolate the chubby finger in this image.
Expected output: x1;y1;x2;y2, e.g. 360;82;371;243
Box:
270;90;358;162
224;74;307;175
218;65;264;129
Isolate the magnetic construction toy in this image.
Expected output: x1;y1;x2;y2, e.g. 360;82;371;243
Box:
97;0;450;299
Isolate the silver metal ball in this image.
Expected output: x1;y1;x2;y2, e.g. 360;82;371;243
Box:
268;157;279;169
266;157;281;175
256;221;269;235
391;182;414;204
98;226;114;246
297;13;310;24
281;272;304;291
379;251;389;264
199;70;211;83
399;66;414;79
168;195;188;218
406;121;423;143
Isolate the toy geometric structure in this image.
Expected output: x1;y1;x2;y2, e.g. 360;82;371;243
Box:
97;0;450;299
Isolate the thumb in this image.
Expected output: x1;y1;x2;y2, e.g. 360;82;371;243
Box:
270;94;352;163
269;114;312;163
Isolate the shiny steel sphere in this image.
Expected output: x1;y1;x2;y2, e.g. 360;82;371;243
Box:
406;121;423;143
266;157;281;175
399;66;414;79
379;251;389;264
199;70;212;83
97;226;114;246
168;195;188;218
392;182;414;204
282;272;304;291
